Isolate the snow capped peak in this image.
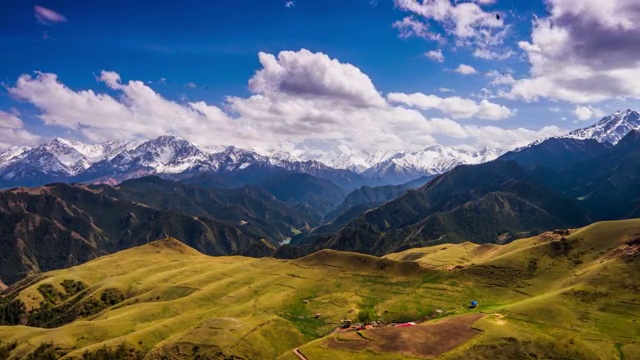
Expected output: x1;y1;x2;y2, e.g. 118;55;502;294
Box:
113;136;211;174
567;109;640;145
37;138;91;175
362;145;504;184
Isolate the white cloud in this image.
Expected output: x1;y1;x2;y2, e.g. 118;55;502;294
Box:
186;82;197;89
387;92;513;120
509;0;640;103
393;16;443;42
549;106;560;112
8;71;237;146
455;64;477;75
34;6;67;24
393;0;510;59
463;124;566;149
0;111;23;129
285;1;295;8
425;49;445;62
248;49;386;107
473;48;513;60
0;111;41;149
439;87;454;93
573;105;605;121
486;70;515;86
99;71;121;89
7;50;557;152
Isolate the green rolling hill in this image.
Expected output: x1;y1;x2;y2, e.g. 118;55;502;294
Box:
1;218;639;359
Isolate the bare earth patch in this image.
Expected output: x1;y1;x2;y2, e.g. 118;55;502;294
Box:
323;313;485;358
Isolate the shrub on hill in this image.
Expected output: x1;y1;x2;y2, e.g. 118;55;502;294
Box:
26;342;61;360
79;343;143;360
357;308;376;323
60;280;87;296
0;341;17;360
0;285;124;328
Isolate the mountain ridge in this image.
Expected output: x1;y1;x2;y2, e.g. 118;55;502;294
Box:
2;109;639;188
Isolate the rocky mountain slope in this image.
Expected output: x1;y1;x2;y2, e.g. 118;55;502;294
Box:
0;178;322;284
279;130;640;258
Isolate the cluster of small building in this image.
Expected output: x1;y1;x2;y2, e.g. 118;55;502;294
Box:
335;309;447;333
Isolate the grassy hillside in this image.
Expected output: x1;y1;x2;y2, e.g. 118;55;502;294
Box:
2;219;640;359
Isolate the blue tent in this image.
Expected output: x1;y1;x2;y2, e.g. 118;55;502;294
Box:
470;300;478;307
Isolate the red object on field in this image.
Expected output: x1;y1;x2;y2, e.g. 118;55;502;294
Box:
394;322;417;327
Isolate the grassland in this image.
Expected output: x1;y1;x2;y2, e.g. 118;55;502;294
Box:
2;219;640;359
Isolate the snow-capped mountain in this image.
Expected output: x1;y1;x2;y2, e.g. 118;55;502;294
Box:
258;145;500;180
305;149;399;173
362;145;504;184
75;136;215;182
567;109;640;145
0;146;30;167
0;136;506;188
0;138;135;187
65;139;141;162
0;138;138;175
5;109;637;189
514;109;640;153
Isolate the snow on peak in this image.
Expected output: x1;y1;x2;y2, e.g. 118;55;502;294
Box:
567;109;640;145
362;145;504;183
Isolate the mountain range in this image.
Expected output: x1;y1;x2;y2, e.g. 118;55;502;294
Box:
0;136;500;189
2;109;640;285
0;176;328;284
1;109;637;189
279;127;640;257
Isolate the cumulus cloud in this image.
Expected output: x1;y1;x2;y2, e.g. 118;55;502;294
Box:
425;49;445;62
7;49;556;152
455;64;477;75
463;124;566;149
573;105;605;121
387;92;513;120
35;5;67;24
0;111;23;129
393;0;510;59
8;71;238;145
0;111;41;149
99;71;122;89
486;70;515;86
248;49;386;107
509;0;640;103
393;16;443;42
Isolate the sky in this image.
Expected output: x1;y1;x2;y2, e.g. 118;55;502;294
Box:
1;0;640;153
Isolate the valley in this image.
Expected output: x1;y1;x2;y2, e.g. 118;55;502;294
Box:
3;0;640;358
0;110;639;359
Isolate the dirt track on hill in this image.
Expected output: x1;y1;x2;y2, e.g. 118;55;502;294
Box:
324;313;485;358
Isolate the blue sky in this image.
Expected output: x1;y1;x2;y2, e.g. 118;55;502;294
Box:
1;0;639;152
